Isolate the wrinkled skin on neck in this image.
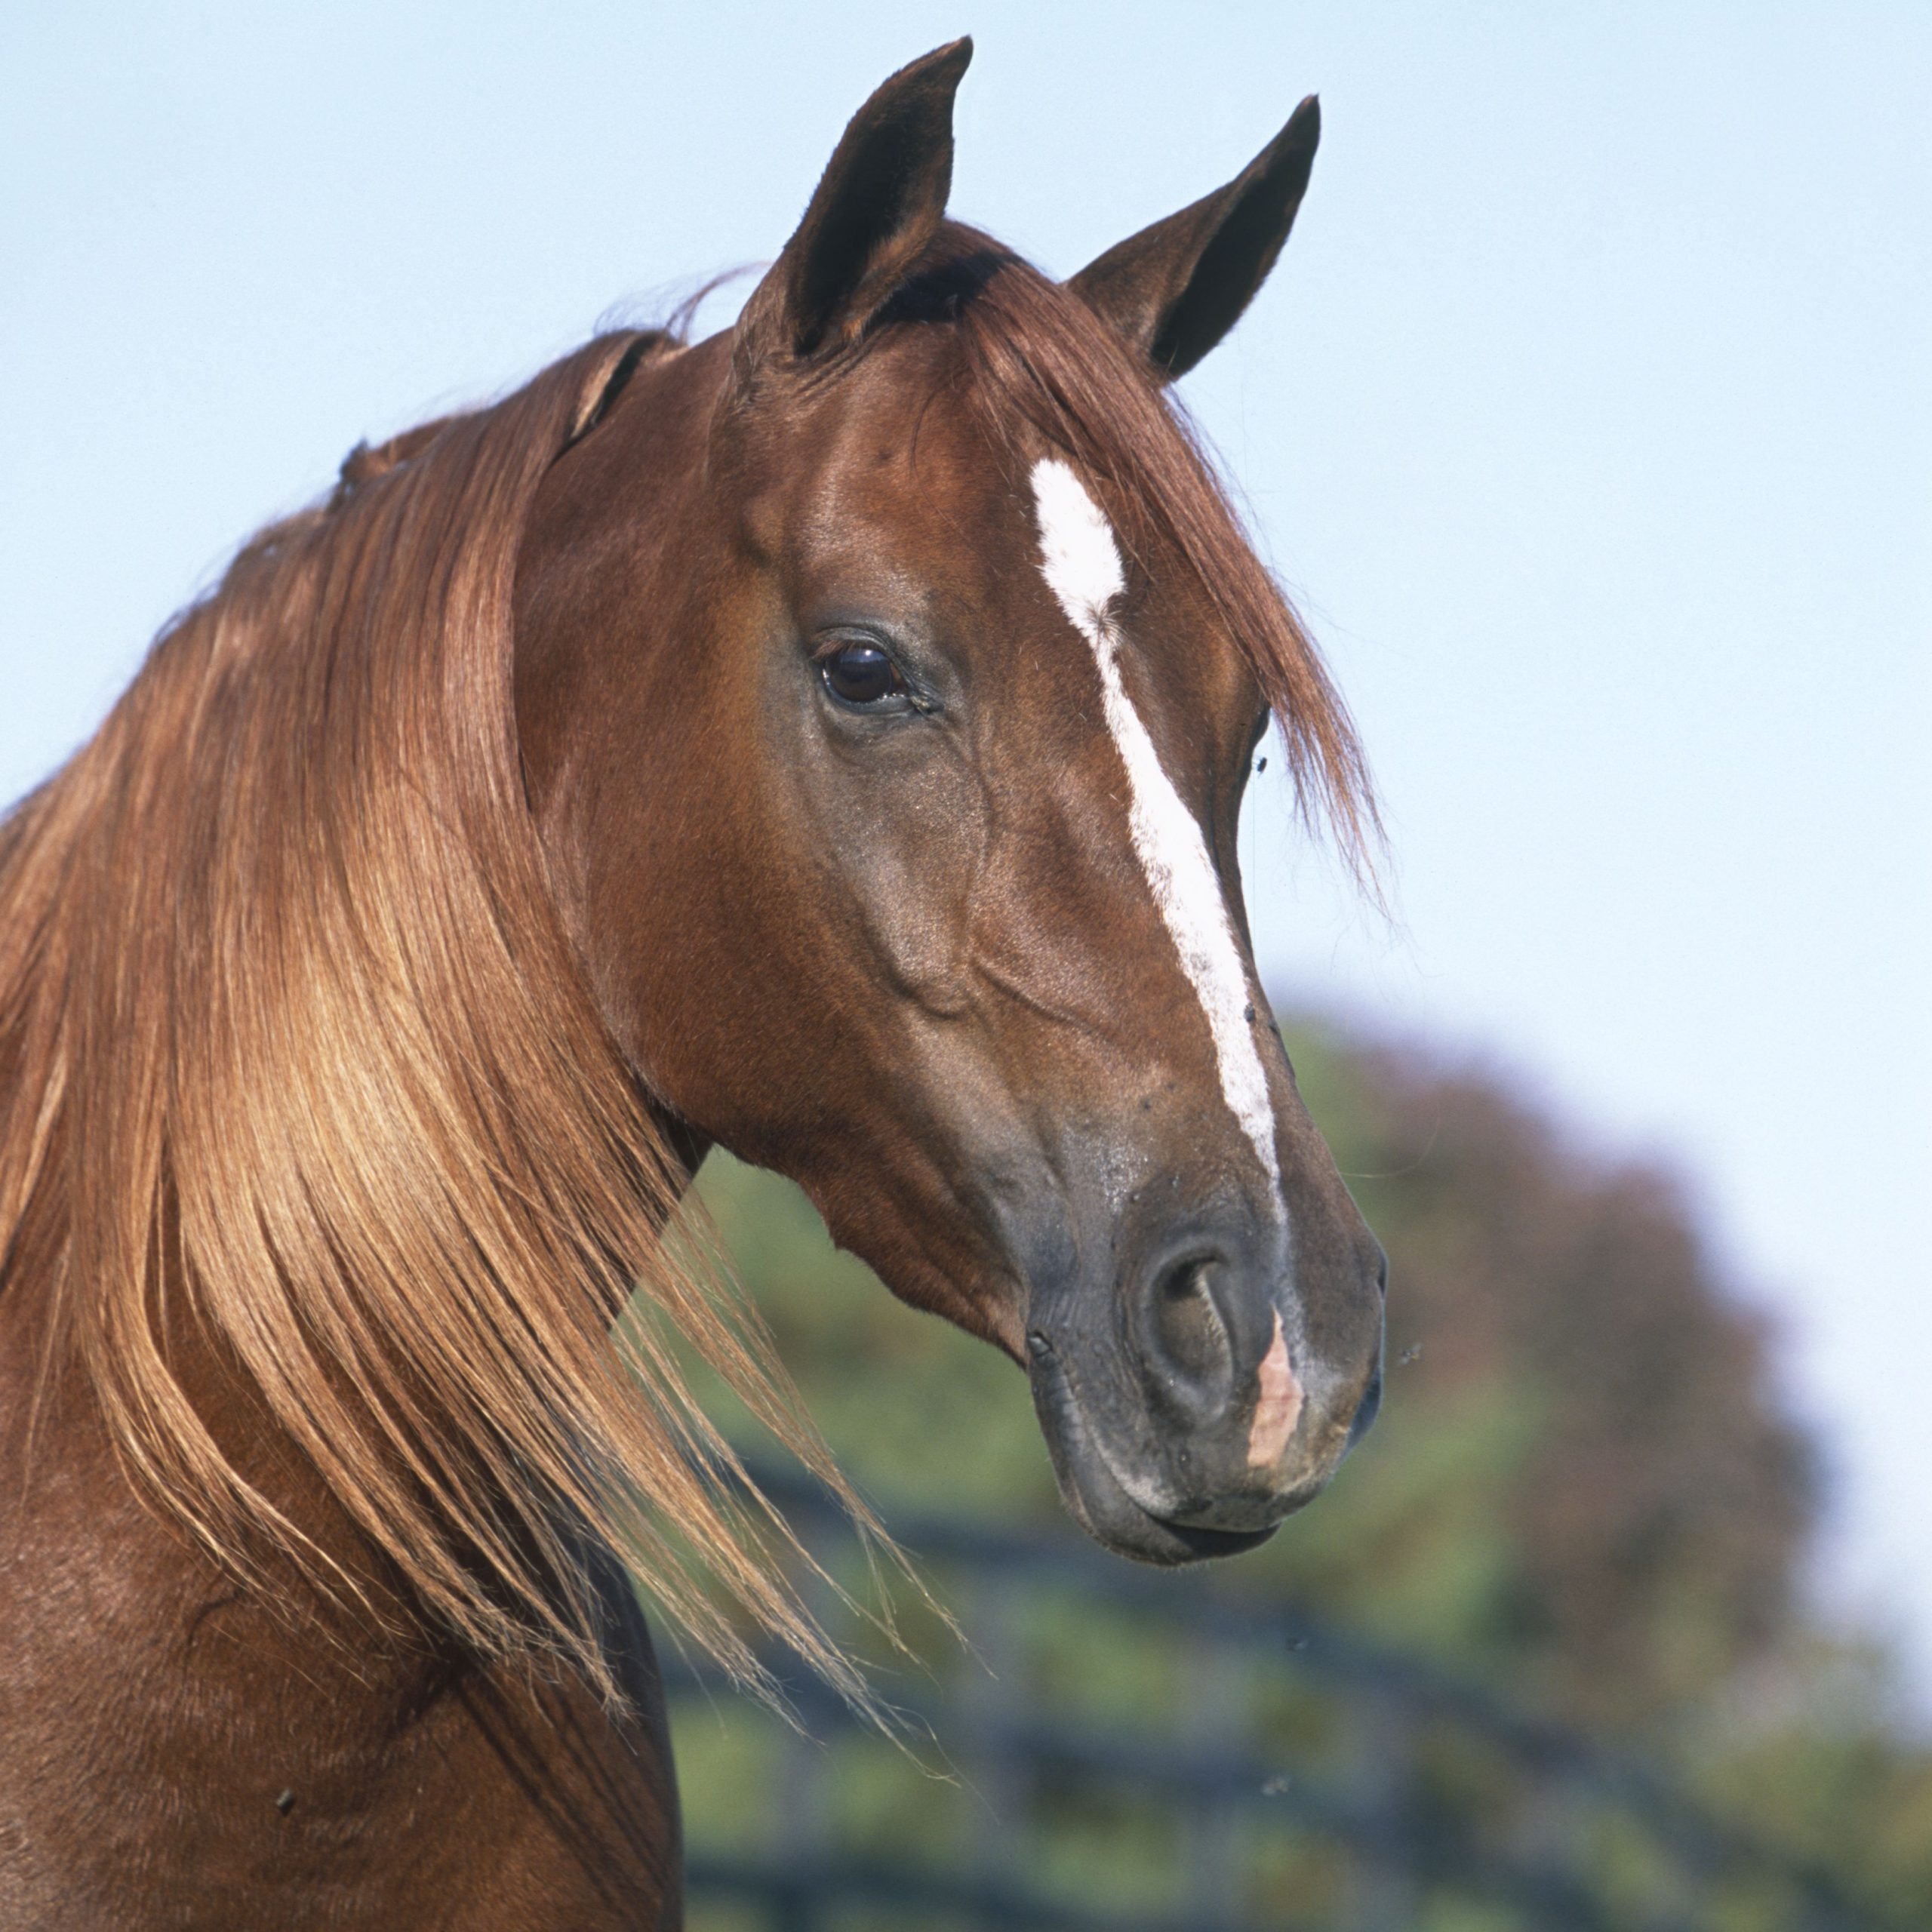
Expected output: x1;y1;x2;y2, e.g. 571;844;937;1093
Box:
515;323;1385;1564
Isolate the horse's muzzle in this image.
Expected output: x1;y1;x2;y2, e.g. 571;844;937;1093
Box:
1023;1209;1386;1566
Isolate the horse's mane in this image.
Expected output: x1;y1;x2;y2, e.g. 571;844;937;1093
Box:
0;232;1375;1710
0;331;875;1709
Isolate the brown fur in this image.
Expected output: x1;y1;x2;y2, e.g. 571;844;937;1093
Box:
0;336;875;1708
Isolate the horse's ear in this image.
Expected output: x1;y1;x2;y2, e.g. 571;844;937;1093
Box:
737;39;971;365
1068;96;1320;383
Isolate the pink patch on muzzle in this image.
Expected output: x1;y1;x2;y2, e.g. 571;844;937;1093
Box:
1245;1313;1304;1468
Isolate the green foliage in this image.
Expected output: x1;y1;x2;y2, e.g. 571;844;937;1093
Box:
691;1149;1056;1522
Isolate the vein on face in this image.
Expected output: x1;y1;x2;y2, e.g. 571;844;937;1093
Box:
1029;456;1281;1200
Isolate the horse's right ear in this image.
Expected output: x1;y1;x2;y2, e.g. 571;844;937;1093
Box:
736;40;971;368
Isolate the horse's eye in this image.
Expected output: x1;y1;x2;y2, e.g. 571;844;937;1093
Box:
820;640;906;707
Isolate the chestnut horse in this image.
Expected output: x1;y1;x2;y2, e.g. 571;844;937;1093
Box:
0;41;1385;1930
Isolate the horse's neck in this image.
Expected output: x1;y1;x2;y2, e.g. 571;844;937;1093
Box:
0;1241;681;1930
0;1225;673;1747
0;1090;706;1647
0;1238;405;1652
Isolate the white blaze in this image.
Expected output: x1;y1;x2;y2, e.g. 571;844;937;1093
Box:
1029;456;1281;1198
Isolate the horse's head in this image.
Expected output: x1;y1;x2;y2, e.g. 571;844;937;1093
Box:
515;42;1385;1565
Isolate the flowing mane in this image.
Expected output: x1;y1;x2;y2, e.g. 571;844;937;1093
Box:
0;233;1374;1706
0;331;872;1706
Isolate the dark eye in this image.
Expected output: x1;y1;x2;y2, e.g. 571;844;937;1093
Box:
819;638;906;708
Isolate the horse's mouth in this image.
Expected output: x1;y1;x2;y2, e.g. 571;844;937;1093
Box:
1026;1345;1293;1567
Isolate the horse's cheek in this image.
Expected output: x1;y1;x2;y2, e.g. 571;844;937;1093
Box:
833;771;986;1020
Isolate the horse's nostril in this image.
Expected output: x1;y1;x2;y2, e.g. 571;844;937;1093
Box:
1151;1256;1232;1392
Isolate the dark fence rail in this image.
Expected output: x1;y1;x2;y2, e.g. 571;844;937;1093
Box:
665;1471;1881;1932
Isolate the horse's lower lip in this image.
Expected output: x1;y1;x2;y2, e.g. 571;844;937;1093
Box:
1135;1512;1278;1561
1028;1352;1285;1566
1066;1444;1281;1565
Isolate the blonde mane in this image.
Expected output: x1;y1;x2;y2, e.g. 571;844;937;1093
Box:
0;332;875;1706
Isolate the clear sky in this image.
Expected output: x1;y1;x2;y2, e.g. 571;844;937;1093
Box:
5;4;1927;1703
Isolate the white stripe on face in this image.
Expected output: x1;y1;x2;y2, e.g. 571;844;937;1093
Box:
1029;456;1281;1198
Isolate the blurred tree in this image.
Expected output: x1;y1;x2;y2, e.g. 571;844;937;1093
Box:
670;1011;1930;1926
692;1014;1816;1734
1278;1020;1817;1733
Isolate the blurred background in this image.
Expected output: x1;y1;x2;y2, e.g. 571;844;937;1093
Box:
4;4;1927;1927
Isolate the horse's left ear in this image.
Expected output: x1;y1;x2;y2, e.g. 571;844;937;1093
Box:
1069;96;1320;383
737;39;971;366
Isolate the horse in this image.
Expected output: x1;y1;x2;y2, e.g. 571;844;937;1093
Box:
0;40;1386;1928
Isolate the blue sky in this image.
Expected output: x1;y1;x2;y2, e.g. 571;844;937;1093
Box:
5;4;1927;1702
